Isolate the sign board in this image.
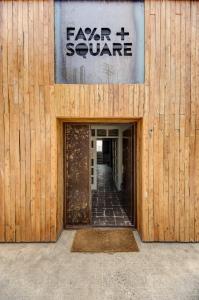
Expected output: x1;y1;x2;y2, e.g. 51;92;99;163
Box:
55;1;144;84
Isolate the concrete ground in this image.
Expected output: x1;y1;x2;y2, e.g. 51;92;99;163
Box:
0;231;199;300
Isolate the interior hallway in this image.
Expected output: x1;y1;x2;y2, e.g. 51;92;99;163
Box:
92;164;132;227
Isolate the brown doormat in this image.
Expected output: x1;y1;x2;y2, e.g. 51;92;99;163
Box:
71;228;139;253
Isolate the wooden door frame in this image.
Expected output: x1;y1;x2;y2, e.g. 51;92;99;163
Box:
59;117;142;231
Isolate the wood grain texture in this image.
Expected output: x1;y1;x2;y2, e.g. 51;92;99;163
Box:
0;0;199;241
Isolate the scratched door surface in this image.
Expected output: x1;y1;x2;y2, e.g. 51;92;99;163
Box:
64;124;91;226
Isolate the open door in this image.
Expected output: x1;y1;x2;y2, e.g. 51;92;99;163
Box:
64;124;91;227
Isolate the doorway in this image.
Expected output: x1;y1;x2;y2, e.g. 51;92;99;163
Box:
63;123;137;228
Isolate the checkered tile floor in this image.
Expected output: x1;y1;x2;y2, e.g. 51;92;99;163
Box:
92;164;133;227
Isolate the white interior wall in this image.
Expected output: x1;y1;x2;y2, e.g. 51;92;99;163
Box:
91;124;131;191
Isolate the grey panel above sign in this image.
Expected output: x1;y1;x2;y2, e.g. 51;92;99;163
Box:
55;0;144;84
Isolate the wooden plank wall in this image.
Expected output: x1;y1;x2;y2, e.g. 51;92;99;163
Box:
0;0;199;242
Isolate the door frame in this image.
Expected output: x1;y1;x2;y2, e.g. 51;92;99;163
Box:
60;117;142;230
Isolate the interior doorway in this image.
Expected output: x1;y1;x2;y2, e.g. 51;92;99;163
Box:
63;123;137;228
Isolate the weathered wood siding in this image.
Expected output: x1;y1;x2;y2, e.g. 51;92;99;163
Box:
0;0;199;241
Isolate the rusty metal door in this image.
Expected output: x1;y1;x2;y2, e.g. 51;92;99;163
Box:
122;126;133;224
64;124;91;227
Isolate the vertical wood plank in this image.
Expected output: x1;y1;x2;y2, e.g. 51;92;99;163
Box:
0;0;198;242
